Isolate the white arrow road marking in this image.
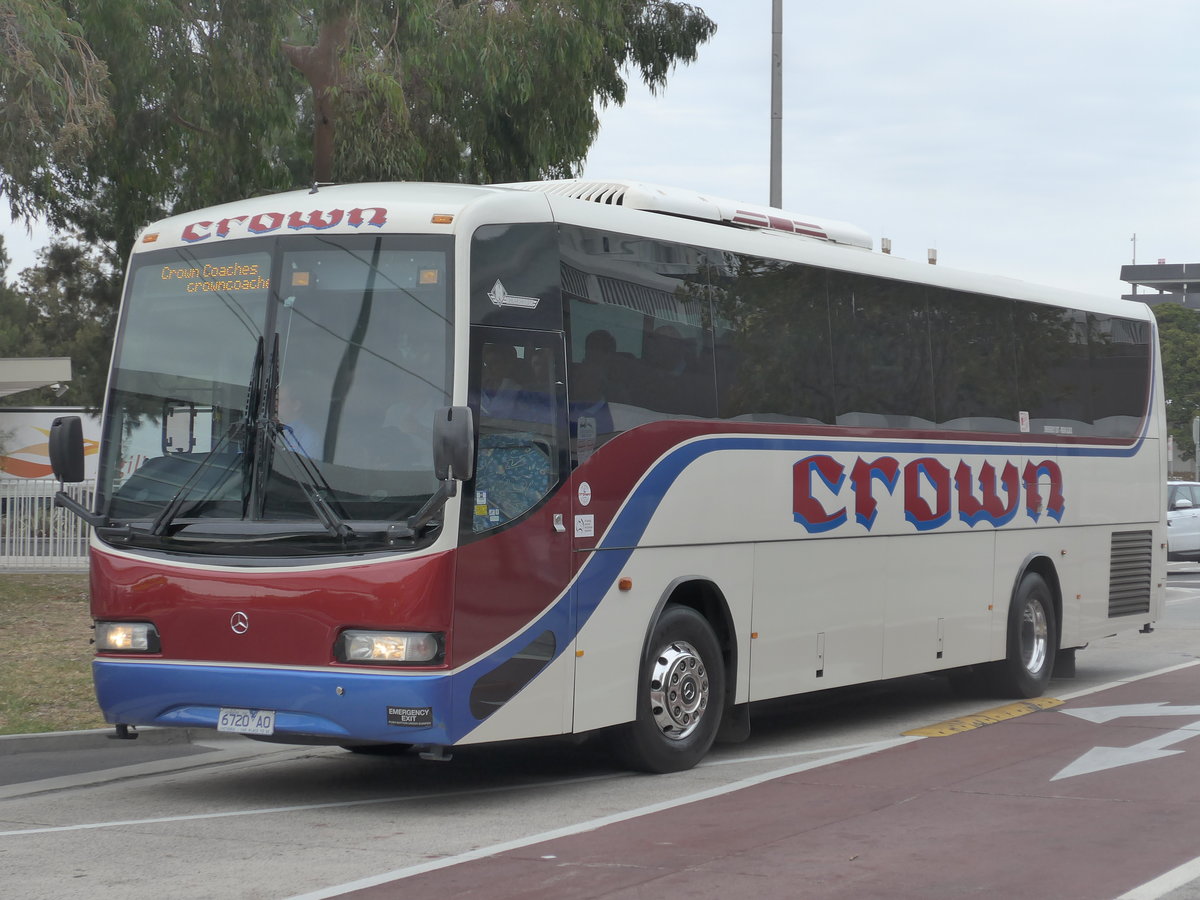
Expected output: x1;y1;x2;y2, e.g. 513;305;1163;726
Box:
1052;718;1200;781
1060;702;1200;724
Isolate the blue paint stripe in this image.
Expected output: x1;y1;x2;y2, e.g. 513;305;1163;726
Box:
464;428;1155;738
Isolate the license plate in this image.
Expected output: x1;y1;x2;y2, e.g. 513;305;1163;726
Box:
217;707;276;735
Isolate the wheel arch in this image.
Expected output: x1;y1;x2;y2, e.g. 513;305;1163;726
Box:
648;577;739;712
1010;553;1063;649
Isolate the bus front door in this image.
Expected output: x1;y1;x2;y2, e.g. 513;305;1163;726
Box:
454;327;574;741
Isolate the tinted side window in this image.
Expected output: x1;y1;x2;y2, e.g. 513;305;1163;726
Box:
560;227;716;451
710;255;834;424
1089;314;1150;434
828;272;935;426
1015;306;1091;434
470;224;563;331
927;289;1018;431
1014;306;1150;438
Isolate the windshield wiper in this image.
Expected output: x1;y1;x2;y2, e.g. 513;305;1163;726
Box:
146;422;243;536
272;423;355;539
147;336;266;537
256;330;354;540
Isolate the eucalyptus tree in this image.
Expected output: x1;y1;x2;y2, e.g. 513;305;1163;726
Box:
0;1;111;222
3;0;717;266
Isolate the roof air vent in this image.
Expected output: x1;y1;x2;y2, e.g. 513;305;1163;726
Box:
500;179;872;249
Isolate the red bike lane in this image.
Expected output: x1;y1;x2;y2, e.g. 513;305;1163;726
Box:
331;662;1200;900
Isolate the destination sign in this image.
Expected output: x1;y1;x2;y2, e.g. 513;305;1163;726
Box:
160;260;270;293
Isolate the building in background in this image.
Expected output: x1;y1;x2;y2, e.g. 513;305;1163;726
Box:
1122;261;1200;309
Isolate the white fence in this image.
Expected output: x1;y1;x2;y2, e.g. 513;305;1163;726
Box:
0;479;93;571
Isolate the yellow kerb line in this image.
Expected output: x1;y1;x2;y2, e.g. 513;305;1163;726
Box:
903;697;1063;737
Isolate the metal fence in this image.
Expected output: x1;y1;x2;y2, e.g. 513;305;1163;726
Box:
0;479;93;571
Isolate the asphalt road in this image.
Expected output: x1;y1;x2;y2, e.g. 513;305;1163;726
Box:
3;568;1200;900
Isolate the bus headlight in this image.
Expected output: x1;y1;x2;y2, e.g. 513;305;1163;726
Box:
337;630;442;664
94;622;160;653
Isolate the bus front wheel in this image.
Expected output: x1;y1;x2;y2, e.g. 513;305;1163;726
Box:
991;572;1057;698
615;605;725;774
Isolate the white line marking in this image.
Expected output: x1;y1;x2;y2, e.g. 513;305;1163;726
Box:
1061;702;1200;723
1051;720;1200;781
701;740;893;767
285;735;922;900
0;773;622;838
1115;853;1200;899
0;733;902;840
0;739;891;839
1053;659;1200;703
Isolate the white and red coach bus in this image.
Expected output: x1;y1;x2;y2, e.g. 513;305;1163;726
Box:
50;179;1165;772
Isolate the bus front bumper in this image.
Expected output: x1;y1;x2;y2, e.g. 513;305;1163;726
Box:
92;658;462;745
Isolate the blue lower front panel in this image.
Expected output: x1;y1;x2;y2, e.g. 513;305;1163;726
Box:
93;659;458;744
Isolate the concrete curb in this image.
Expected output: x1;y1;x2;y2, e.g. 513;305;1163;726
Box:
0;726;201;755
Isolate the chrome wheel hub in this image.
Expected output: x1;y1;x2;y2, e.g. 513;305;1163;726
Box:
1021;600;1049;674
648;639;709;740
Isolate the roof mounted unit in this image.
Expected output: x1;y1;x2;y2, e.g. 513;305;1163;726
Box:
501;179;872;250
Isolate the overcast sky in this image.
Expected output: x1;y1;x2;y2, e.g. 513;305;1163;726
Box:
582;0;1200;299
3;1;1196;300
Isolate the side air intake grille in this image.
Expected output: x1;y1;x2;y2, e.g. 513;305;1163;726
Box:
1109;530;1152;617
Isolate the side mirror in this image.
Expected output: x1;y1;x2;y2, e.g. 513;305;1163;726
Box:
433;406;474;482
49;416;86;483
406;406;475;536
1174;497;1194;511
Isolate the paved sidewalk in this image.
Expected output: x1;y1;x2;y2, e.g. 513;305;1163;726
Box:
0;726;274;797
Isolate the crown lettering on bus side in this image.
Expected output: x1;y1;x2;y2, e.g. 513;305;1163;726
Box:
793;454;1066;534
180;207;388;243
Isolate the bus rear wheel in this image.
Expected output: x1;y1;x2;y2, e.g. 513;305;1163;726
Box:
615;605;725;773
991;572;1057;698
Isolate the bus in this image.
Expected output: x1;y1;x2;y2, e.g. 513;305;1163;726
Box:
49;179;1165;773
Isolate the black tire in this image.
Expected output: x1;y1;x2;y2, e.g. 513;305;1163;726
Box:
990;572;1057;698
614;605;725;774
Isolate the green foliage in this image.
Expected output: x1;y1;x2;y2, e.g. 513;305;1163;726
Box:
1153;303;1200;462
0;0;112;223
0;2;715;407
4;1;716;265
0;233;117;409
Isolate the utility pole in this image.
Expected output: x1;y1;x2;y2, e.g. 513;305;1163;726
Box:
770;0;783;207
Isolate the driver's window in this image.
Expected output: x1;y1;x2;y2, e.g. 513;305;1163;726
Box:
472;335;563;532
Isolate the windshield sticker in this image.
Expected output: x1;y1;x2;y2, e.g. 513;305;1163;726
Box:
487;279;540;310
577;418;597;464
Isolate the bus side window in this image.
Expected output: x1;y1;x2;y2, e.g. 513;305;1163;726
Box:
472;339;561;532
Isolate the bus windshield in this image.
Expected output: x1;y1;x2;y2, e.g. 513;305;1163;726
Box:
96;234;453;554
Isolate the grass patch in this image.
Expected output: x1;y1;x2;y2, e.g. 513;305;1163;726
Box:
0;573;107;734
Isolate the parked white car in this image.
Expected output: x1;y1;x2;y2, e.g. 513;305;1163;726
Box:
1168;480;1200;560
